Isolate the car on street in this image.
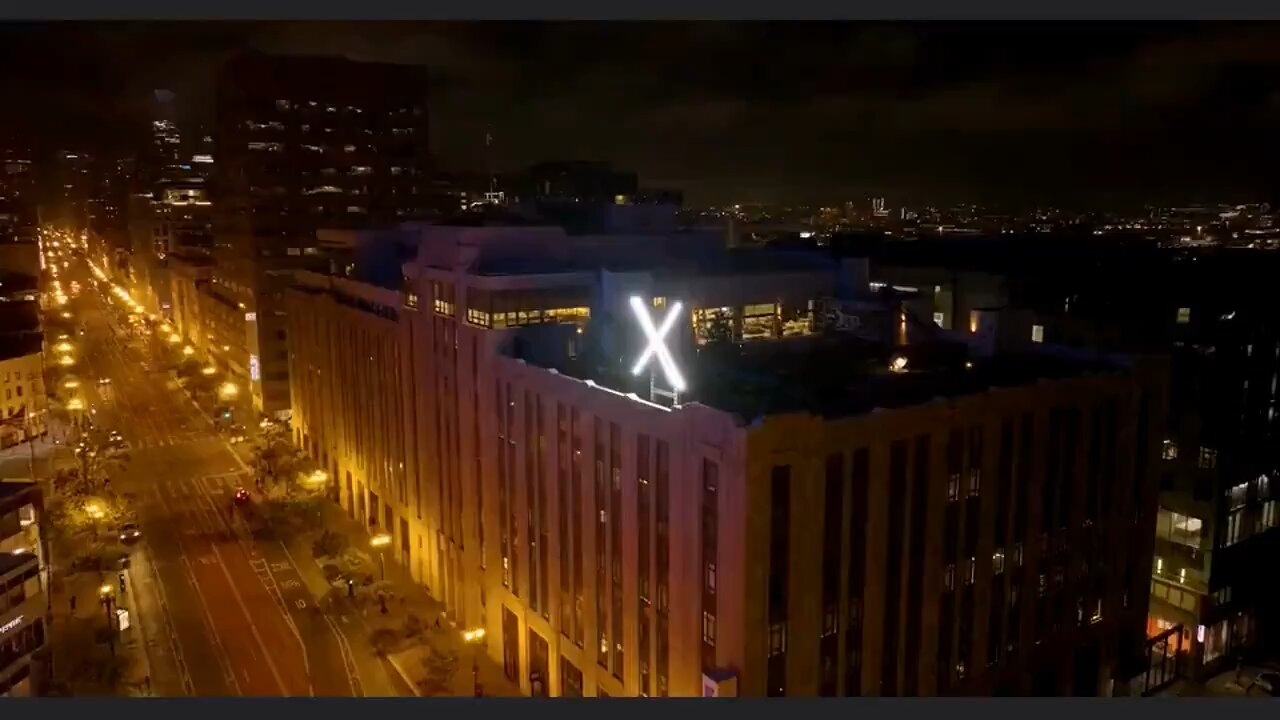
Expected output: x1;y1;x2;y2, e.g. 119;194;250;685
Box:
227;424;248;445
98;377;112;385
118;522;142;543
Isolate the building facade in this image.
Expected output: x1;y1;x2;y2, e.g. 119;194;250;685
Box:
0;480;48;697
286;224;1165;697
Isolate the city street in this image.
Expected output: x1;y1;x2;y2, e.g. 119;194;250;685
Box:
61;258;362;697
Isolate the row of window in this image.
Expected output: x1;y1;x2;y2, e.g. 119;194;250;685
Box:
465;306;591;330
497;391;674;696
273;99;424;116
1159;441;1218;469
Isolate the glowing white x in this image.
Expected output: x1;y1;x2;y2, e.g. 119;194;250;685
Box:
630;296;687;392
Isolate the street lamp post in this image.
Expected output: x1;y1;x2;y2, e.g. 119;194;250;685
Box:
463;628;486;697
370;532;392;580
370;532;392;615
98;584;116;656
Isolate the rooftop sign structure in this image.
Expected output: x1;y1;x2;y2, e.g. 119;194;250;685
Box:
629;295;686;394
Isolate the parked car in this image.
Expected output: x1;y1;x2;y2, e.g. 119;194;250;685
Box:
1253;671;1280;696
227;424;248;445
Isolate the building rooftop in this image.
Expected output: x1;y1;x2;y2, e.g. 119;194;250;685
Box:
0;301;39;335
0;478;38;502
0;550;38;578
0;333;42;362
515;315;1127;422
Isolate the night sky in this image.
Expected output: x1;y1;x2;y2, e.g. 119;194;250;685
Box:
3;21;1279;207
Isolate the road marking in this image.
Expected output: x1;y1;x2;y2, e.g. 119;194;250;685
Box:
186;473;310;697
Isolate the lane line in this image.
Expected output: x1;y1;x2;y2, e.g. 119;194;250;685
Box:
177;476;298;696
188;474;315;697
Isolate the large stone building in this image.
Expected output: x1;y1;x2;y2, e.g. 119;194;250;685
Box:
284;223;1166;697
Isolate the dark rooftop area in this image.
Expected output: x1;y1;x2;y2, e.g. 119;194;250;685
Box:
526;326;1126;422
0;333;42;362
0;301;40;335
0;549;38;578
0;478;38;501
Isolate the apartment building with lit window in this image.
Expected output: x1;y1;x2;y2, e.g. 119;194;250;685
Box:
285;222;1165;697
833;235;1280;685
0;480;48;697
212;51;435;415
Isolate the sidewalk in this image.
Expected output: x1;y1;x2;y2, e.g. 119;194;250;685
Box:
177;380;521;697
0;418;75;479
285;501;524;697
126;543;191;695
47;566;152;696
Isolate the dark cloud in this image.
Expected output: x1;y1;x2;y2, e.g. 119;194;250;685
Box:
2;21;1278;206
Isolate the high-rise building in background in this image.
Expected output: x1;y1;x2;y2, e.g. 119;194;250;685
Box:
282;221;1165;697
0;137;38;237
208;51;436;414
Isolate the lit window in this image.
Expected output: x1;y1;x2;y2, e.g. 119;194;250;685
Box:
705;563;717;594
821;605;837;637
1162;440;1178;461
947;473;960;502
1262;500;1277;530
967;468;981;497
992;549;1005;576
390;166;403;175
275;99;290;111
943;563;956;591
286;247;301;256
346;206;366;214
1031;324;1045;343
702;611;716;647
969;311;979;333
343;144;357;153
768;624;787;656
350;166;373;176
1176;307;1191;324
965;556;976;586
1198;447;1217;469
1225;509;1244;545
933;311;945;327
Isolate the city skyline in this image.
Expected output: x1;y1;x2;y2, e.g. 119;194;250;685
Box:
3;22;1280;206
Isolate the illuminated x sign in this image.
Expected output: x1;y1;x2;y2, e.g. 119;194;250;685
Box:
629;296;686;392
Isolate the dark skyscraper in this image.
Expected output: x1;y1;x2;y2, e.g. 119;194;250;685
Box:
210;50;434;413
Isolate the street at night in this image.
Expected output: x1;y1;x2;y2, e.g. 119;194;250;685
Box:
63;256;352;696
